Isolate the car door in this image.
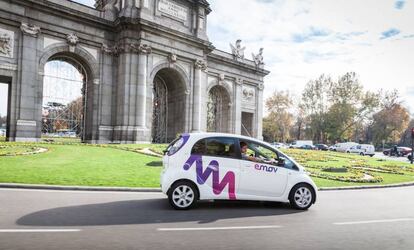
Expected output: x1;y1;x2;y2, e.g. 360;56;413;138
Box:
238;140;289;198
189;137;241;200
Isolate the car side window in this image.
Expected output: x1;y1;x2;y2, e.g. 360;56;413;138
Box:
191;139;206;154
205;137;239;159
241;141;278;165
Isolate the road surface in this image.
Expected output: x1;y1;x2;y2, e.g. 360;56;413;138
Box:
0;187;413;250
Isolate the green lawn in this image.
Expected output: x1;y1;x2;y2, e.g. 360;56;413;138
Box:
0;143;162;187
0;142;413;188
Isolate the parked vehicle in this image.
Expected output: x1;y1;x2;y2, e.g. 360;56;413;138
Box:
271;142;288;149
328;145;338;151
383;147;412;157
299;144;316;150
290;140;313;149
347;144;375;157
161;133;317;210
331;142;359;153
315;144;329;151
0;129;5;136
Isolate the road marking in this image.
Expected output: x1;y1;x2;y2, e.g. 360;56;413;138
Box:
334;218;414;225
158;225;282;231
0;229;82;233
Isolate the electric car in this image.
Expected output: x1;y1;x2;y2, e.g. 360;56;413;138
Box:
161;133;317;210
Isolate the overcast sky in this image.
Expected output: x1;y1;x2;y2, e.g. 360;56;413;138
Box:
206;0;414;113
1;0;413;117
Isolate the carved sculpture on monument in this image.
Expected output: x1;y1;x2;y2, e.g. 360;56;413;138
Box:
195;59;207;72
252;48;264;66
243;87;255;100
0;33;12;57
66;33;79;46
138;43;152;54
66;33;79;52
230;39;245;60
20;23;41;37
168;53;177;63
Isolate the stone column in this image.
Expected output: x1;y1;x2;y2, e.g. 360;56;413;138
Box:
136;44;151;129
114;42;142;142
256;83;264;140
134;43;151;142
192;59;207;132
15;23;41;142
234;78;243;134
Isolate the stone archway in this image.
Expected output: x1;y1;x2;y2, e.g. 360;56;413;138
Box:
39;45;99;142
207;85;231;133
151;67;188;143
42;56;87;141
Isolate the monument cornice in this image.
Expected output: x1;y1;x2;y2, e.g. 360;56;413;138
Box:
207;51;270;77
11;0;114;31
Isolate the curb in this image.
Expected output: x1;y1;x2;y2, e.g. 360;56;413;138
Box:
1;181;414;192
0;183;162;192
318;181;414;191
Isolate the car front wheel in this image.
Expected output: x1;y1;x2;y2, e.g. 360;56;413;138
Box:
289;184;315;210
168;181;198;210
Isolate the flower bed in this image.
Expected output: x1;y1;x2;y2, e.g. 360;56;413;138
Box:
0;145;48;156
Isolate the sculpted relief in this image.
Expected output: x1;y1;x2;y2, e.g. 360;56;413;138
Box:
0;28;14;58
242;86;255;102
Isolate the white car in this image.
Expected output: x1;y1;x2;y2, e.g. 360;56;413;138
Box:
347;144;375;157
161;133;317;210
332;142;359;153
271;142;288;149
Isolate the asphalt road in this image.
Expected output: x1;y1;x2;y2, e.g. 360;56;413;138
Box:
373;152;412;163
1;187;414;250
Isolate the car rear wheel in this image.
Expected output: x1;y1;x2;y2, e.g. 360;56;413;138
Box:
289;184;314;210
168;181;198;210
360;152;364;156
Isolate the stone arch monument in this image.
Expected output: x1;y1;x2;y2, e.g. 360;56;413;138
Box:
0;0;269;143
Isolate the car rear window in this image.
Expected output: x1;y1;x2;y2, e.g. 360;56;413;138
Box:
166;134;190;156
191;137;240;159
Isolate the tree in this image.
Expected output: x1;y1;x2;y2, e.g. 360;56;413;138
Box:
301;72;380;143
262;90;294;142
369;91;410;146
300;74;332;142
399;119;414;146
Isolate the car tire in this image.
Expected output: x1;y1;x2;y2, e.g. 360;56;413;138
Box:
360;152;364;156
168;181;199;210
289;183;315;210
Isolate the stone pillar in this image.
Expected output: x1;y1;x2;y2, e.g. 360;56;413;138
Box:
113;43;134;142
136;44;151;128
15;23;41;142
256;83;264;140
234;78;243;134
192;59;207;132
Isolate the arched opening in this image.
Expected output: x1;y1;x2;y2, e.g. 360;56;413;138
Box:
207;85;231;133
152;68;187;143
42;56;87;142
0;76;11;141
